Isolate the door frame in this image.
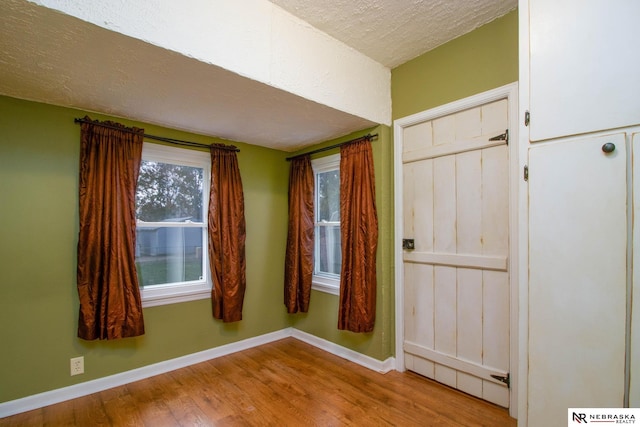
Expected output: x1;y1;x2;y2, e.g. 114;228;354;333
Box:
393;82;521;418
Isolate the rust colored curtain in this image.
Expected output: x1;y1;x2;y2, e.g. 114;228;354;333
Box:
284;156;314;313
209;146;246;322
338;139;378;333
77;117;145;340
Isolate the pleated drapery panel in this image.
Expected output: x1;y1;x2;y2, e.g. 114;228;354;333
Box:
284;156;314;313
77;117;145;340
208;145;246;322
338;139;378;333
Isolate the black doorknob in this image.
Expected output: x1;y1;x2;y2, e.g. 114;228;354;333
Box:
602;142;616;153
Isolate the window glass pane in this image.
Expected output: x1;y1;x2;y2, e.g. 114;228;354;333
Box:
315;225;341;275
135;227;204;286
317;170;340;222
136;161;204;222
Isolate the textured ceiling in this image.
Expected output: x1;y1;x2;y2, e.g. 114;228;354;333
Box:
0;0;516;150
269;0;517;68
0;0;375;151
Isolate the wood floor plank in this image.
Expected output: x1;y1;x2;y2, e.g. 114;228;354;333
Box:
263;340;501;426
228;352;326;425
249;344;426;426
70;391;110;426
0;338;516;426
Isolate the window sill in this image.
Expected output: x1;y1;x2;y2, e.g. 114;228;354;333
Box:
140;283;211;308
312;275;340;296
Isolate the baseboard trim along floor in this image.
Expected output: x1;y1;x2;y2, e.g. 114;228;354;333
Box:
0;328;394;418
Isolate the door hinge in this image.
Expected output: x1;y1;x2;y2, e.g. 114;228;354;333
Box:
524;165;529;181
490;372;510;388
489;129;509;145
524;111;530;127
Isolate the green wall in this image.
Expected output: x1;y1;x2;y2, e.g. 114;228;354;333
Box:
0;96;291;403
392;9;518;120
288;125;395;361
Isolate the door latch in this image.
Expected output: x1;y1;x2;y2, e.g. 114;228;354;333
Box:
402;239;415;250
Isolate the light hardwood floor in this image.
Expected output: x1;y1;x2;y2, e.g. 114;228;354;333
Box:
0;338;516;426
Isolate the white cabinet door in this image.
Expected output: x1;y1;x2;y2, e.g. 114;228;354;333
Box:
529;0;640;141
528;133;627;426
631;133;640;407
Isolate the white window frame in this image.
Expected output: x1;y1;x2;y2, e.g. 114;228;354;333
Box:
311;153;341;295
136;142;212;307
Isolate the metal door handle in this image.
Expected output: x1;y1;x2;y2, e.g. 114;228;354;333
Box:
602;142;616;153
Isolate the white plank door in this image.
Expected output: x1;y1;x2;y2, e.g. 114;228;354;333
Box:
402;99;510;407
528;133;627;425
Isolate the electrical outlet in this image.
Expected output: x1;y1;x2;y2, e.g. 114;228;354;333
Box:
70;356;84;376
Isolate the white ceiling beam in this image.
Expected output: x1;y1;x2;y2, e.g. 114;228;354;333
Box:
30;0;391;127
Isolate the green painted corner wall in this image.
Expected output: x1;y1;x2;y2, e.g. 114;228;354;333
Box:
392;9;518;120
288;125;394;361
0;95;291;403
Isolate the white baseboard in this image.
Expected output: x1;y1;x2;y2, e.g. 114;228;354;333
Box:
291;329;395;373
0;327;395;418
0;329;291;418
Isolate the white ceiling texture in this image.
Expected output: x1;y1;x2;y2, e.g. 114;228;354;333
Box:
0;0;516;151
269;0;517;69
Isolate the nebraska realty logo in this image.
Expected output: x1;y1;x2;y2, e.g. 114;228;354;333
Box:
569;408;638;424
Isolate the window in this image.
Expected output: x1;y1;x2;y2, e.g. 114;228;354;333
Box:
135;143;211;307
311;153;341;294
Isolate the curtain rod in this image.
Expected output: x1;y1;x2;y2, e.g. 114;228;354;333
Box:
285;133;378;161
74;117;240;152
